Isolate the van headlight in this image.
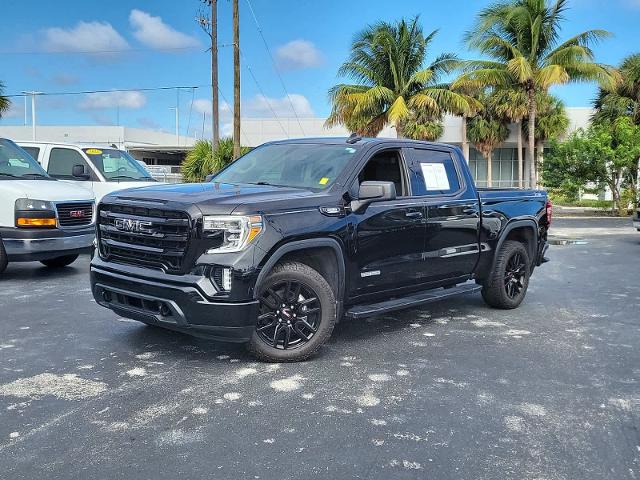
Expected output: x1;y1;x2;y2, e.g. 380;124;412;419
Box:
15;198;57;228
203;215;263;253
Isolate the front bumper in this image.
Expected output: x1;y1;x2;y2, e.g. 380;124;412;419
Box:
1;226;94;261
90;260;259;343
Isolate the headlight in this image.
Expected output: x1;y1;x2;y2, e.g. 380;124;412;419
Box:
203;215;263;253
15;198;57;228
15;198;55;211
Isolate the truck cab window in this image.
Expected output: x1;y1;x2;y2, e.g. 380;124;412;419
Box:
358;150;407;196
410;149;461;196
48;148;91;179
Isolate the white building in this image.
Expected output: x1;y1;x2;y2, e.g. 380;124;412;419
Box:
1;107;593;187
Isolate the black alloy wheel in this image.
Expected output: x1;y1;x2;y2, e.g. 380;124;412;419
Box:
504;251;527;299
257;280;322;350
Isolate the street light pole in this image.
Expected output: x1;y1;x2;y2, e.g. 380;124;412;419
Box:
21;91;42;141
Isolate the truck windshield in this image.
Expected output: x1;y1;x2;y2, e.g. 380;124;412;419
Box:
211;143;359;190
83;148;155;182
0;138;52;180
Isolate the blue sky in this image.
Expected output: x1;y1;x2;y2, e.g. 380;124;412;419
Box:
1;0;638;137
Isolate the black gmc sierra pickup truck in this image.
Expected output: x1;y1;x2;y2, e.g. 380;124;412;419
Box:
91;137;551;362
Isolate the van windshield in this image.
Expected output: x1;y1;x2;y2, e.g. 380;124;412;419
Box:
0;139;52;180
211;143;359;190
83;148;155;182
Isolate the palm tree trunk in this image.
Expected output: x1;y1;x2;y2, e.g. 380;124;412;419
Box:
486;150;493;188
527;88;537;189
516;120;523;188
461;116;469;162
535;140;544;187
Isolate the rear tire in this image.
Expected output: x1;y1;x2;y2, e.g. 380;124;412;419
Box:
247;261;336;362
0;238;8;275
40;254;79;269
481;240;530;309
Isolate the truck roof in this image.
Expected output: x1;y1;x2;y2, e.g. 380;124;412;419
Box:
265;137;459;150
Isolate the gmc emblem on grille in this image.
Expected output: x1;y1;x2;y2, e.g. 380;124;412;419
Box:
114;218;154;234
69;210;85;218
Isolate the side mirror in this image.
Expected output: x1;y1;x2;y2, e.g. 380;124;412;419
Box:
72;164;90;180
350;181;396;212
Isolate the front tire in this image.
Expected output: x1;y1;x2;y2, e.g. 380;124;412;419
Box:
0;238;8;274
248;261;336;362
481;240;530;309
40;254;79;269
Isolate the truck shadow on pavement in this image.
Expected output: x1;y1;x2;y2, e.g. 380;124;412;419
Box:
1;264;83;282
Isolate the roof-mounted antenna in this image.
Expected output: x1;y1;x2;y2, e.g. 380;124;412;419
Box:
346;133;362;144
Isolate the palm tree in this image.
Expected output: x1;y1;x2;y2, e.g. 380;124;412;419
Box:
455;0;616;188
467;90;509;187
524;93;568;184
182;137;250;182
490;88;528;187
593;53;640;125
0;82;10;119
326;17;477;137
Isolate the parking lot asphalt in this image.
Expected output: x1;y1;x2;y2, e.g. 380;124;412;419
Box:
1;217;639;480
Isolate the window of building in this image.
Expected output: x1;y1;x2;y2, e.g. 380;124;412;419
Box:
469;147;519;187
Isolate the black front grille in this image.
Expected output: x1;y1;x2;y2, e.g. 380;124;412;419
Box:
98;204;191;272
57;202;94;227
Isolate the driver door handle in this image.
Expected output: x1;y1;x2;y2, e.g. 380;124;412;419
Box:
405;211;423;218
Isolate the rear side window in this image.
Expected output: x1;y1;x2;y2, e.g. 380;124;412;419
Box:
410;149;461;196
47;148;90;179
21;146;40;162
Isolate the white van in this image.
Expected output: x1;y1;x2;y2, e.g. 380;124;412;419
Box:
17;142;157;202
0;138;96;274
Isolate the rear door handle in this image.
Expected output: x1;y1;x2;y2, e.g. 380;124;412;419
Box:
405;211;423;218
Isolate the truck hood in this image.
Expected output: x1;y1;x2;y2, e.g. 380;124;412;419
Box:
107;182;325;215
1;179;94;202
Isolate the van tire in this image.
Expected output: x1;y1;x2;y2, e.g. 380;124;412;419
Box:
40;254;79;269
0;237;8;274
481;240;530;309
248;261;336;362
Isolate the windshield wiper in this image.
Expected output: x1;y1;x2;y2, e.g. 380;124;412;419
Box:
109;175;142;180
21;173;50;178
0;172;20;178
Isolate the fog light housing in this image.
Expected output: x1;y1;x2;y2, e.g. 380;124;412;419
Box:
222;268;232;291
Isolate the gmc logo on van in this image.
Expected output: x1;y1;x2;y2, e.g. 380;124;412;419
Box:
69;210;86;218
114;218;154;234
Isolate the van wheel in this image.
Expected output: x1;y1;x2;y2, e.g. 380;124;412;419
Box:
0;238;8;274
481;240;530;309
40;254;79;268
248;261;336;362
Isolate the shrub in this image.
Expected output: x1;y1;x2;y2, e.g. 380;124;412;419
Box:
182;138;251;183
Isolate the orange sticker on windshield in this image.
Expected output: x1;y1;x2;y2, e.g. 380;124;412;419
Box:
85;148;102;155
319;177;329;185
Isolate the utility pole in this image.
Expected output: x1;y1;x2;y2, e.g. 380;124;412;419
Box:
197;1;219;148
169;107;179;145
232;0;241;159
21;91;42;141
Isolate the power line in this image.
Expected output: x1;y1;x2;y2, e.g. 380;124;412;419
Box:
239;48;289;138
5;85;208;98
244;0;306;135
0;46;203;56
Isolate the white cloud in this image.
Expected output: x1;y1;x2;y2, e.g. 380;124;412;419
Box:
43;21;129;54
244;94;314;118
275;40;323;70
192;98;231;117
129;9;200;50
79;91;147;110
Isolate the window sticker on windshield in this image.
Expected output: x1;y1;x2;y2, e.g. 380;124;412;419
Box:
319;177;329;185
86;148;102;155
420;162;450;191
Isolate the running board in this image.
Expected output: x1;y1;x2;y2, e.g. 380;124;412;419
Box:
344;283;482;319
